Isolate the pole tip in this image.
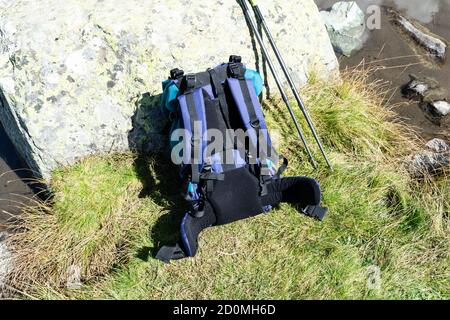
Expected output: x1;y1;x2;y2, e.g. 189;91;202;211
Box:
249;0;258;7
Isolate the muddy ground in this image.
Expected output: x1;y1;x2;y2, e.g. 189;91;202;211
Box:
0;123;34;231
316;0;450;141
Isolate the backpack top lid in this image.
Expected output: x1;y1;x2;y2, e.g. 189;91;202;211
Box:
161;64;264;118
161;62;265;153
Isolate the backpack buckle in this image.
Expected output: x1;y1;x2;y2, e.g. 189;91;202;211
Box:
190;200;205;218
302;205;328;221
228;63;245;79
180;74;197;93
229;55;242;63
184;74;197;91
250;119;260;128
170;68;184;80
186;74;197;89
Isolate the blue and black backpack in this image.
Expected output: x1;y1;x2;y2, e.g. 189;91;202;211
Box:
156;55;327;262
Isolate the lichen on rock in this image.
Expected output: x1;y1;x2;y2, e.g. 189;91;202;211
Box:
0;0;339;179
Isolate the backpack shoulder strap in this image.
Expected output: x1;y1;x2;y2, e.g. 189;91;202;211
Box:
226;63;279;169
227;63;260;155
178;74;206;184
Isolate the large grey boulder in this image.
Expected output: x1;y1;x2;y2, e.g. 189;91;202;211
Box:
320;1;366;56
0;0;339;179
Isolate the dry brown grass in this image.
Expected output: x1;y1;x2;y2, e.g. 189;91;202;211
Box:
4;154;151;293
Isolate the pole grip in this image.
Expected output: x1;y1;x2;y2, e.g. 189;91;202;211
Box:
248;0;257;7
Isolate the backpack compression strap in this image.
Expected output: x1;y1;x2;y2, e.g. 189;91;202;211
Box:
178;75;207;184
227;62;279;195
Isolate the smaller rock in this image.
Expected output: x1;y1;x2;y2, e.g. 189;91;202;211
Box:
320;1;366;56
0;232;12;290
426;138;449;153
408;82;428;96
402;75;449;123
403;78;430;96
409;139;449;178
392;10;447;60
429;101;450;117
402;74;448;102
409;152;449;178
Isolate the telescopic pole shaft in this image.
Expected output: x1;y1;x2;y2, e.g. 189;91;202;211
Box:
250;2;333;170
238;0;318;169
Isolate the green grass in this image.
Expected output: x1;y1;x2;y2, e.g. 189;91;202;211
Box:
5;71;449;300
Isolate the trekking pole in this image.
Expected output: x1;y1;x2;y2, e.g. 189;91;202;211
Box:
238;0;318;169
248;0;333;170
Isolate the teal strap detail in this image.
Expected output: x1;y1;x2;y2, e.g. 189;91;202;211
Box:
161;80;180;115
245;69;264;96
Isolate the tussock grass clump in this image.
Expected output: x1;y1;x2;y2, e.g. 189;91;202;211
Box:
5;155;155;290
266;68;419;161
4;70;449;299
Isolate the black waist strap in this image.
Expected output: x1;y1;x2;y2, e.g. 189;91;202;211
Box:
302;205;328;221
155;243;187;263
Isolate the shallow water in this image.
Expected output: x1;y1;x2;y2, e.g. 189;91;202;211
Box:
316;0;450;24
315;0;450;141
384;0;450;24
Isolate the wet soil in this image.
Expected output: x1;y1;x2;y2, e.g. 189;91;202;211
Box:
0;123;34;231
